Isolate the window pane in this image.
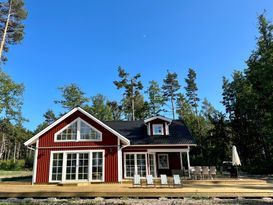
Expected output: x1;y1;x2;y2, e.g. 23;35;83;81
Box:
92;152;103;180
80;121;102;140
125;154;135;178
51;153;63;181
158;154;169;169
56;121;77;141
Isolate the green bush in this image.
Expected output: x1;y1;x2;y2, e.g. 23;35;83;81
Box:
0;160;25;171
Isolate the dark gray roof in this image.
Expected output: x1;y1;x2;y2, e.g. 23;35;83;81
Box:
103;120;196;145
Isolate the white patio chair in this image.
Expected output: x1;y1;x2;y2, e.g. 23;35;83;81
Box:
146;175;155;187
202;166;209;179
133;174;141;187
160;174;169;187
194;166;202;179
210;166;217;179
173;174;182;187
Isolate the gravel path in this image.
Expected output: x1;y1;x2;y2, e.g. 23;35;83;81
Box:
0;197;273;205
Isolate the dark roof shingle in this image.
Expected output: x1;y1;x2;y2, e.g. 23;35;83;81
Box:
103;120;196;145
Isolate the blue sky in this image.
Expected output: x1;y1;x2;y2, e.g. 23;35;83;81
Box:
2;0;273;131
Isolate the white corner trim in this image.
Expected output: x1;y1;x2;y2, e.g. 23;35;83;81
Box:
24;107;130;146
32;139;39;185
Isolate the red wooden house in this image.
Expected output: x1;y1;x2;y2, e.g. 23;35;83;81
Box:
24;107;196;184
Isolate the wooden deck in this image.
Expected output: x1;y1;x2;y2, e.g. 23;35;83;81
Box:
0;179;272;198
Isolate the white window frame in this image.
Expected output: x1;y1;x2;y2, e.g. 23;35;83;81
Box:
152;124;164;135
158;153;169;169
54;117;102;142
49;149;105;183
123;152;148;179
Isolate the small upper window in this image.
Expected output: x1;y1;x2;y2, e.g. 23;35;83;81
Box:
55;118;102;142
152;124;164;135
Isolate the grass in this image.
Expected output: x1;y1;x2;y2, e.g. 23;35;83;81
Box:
0;170;32;178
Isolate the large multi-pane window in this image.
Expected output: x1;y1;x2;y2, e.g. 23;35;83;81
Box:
51;153;63;181
124;153;147;178
92;152;103;180
55;118;102;142
50;151;104;182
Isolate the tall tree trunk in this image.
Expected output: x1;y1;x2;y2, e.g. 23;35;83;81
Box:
0;134;5;159
171;92;175;119
13;141;16;162
131;79;135;121
16;142;20;160
0;0;12;61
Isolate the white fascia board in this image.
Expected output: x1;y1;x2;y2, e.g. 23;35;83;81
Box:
144;116;172;124
24;107;130;146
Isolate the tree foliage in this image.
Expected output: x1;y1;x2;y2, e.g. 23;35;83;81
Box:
145;80;165;116
113;66;144;120
54;83;90;110
0;0;27;63
162;70;180;119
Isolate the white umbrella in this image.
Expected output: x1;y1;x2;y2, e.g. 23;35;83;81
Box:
232;145;241;166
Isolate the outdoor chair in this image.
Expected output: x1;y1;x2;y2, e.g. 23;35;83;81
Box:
133;174;141;187
210;166;217;179
146;175;155;187
202;166;209;179
173;174;183;187
194;166;202;179
160;174;169;188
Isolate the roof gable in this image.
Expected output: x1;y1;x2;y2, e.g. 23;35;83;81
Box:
144;116;172;124
24;107;130;146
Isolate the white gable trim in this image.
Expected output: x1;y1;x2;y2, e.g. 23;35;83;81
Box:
24;107;130;146
144;116;172;124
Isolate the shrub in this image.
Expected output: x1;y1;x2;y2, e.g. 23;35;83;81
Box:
0;160;26;171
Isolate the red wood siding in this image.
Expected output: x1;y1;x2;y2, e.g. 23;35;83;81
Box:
35;110;119;183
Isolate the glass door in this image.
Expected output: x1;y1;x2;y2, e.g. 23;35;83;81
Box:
136;154;147;177
65;152;89;181
148;153;157;177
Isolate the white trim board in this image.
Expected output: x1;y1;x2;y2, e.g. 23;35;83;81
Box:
144;116;172;124
24;107;130;146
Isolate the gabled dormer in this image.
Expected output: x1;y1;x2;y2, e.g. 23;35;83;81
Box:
144;116;172;136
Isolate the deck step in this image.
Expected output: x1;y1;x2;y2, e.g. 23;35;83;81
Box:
58;182;90;186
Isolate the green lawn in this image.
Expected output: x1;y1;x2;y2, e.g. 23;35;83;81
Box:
0;170;32;178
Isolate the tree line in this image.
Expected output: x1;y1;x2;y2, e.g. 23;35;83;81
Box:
0;0;272;173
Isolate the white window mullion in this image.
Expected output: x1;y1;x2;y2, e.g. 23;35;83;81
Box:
62;153;67;182
88;152;92;182
76;153;79;180
134;154;137;176
77;120;80;141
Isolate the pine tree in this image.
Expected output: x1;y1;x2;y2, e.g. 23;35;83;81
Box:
184;68;199;115
54;83;90;110
145;80;165;116
0;0;27;63
113;66;143;120
162;70;180;119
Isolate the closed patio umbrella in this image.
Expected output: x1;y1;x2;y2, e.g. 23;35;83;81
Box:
232;145;241;178
232;145;241;166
